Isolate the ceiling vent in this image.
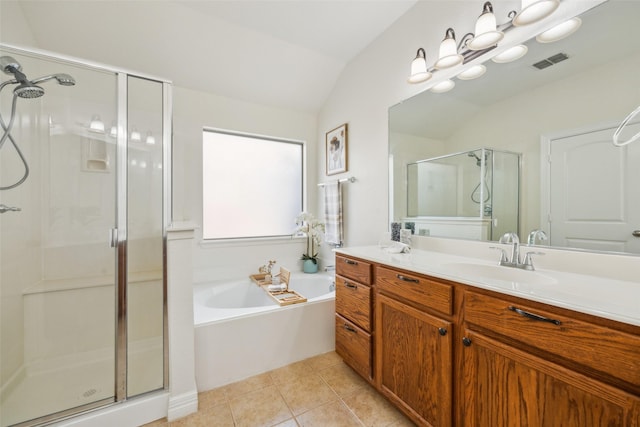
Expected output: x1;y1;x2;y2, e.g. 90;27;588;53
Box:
532;52;569;70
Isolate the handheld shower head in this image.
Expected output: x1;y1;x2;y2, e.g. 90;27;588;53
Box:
32;73;76;86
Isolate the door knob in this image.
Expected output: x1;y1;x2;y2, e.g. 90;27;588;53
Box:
633;230;640;237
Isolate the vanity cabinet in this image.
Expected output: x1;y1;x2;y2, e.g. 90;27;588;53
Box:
461;290;640;427
333;252;640;426
375;266;454;427
335;255;373;380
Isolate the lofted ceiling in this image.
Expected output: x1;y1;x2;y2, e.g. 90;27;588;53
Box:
9;0;418;113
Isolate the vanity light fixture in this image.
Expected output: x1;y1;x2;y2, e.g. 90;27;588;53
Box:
430;79;455;93
89;115;105;133
457;64;487;80
512;0;559;26
468;2;504;51
491;45;528;63
130;128;141;142
536;17;582;43
408;48;432;84
434;28;464;69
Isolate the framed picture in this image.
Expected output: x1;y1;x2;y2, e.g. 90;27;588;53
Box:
326;123;348;175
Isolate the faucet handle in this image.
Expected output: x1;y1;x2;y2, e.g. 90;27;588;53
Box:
522;251;545;270
489;246;509;264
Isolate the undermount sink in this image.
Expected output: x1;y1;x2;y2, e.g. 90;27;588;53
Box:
442;262;557;286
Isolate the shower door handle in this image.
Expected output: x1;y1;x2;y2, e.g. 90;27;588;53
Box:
109;228;119;247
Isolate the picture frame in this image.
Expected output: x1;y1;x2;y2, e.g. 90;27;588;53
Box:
326;123;348;175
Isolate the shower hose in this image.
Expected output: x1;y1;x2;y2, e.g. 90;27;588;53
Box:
0;83;30;190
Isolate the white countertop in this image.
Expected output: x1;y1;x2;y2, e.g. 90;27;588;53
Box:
335;246;640;327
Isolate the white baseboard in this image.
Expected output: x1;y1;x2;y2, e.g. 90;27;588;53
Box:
167;389;198;422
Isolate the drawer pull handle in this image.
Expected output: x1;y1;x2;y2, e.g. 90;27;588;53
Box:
344;259;358;265
508;306;561;325
344;282;357;289
397;274;419;283
343;323;357;333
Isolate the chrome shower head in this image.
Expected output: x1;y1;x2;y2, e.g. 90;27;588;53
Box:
32;73;76;86
1;56;73;99
14;83;45;98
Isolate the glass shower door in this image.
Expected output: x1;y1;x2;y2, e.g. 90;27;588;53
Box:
126;75;166;397
0;49;118;426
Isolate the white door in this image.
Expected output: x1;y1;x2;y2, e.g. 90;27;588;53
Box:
548;124;640;254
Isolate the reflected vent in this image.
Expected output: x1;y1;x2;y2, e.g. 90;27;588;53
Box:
532;52;569;70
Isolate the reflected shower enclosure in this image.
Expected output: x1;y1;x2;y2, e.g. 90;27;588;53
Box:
0;45;171;427
405;148;520;240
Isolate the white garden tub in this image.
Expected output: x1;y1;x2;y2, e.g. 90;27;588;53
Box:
193;272;336;391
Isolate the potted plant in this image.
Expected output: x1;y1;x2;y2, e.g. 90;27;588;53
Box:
295;212;325;273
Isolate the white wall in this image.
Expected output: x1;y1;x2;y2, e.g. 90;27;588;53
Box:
172;86;319;280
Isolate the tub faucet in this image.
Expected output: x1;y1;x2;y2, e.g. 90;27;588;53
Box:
259;260;276;274
324;265;335;272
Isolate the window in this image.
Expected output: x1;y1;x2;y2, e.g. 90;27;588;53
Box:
202;128;304;240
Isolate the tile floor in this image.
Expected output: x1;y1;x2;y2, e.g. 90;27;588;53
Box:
143;351;416;427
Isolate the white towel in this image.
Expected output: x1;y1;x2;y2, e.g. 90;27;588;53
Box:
324;180;343;246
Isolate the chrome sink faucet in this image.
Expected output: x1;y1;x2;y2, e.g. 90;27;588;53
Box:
527;229;548;246
500;232;520;266
491;232;545;271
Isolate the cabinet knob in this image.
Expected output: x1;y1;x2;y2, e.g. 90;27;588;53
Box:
462;337;472;347
438;327;447;336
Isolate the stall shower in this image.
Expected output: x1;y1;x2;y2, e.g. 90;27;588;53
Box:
0;45;171;427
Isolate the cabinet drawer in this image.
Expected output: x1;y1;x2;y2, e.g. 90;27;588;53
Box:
335;275;371;331
335;314;371;380
336;255;372;285
376;266;453;315
464;291;640;388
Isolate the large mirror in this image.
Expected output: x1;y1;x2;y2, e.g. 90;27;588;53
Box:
389;0;640;255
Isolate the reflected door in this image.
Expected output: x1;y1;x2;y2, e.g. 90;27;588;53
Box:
548;124;640;253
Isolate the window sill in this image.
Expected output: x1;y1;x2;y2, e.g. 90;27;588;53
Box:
199;235;305;249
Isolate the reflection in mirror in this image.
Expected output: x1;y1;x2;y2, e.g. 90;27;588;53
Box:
407;148;520;241
389;1;640;255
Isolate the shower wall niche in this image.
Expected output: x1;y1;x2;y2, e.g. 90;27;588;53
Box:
405;148;520;241
0;45;171;427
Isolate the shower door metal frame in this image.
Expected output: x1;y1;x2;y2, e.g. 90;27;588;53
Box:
0;43;171;426
115;72;128;402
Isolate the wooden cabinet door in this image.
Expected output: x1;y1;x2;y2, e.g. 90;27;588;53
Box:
461;329;640;427
376;294;453;427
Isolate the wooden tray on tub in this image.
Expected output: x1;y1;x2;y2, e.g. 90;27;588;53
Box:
263;267;307;306
250;273;272;286
266;289;307;306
